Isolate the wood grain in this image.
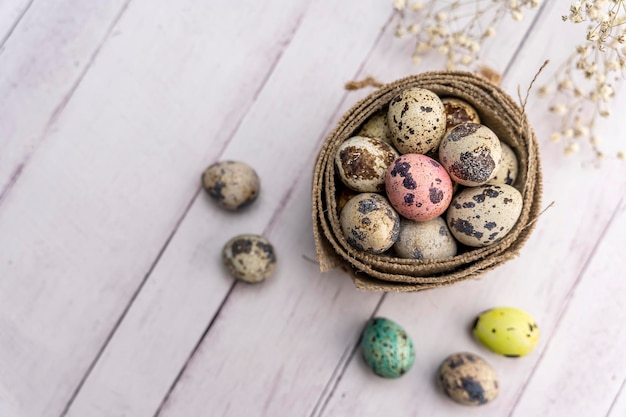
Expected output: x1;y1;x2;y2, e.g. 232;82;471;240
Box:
1;0;624;416
0;0;131;201
510;197;626;416
0;1;311;416
62;1;394;416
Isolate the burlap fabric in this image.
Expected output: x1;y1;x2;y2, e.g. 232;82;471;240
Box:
311;71;543;292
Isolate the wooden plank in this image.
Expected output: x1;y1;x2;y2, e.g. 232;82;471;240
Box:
509;197;626;416
608;378;626;417
320;1;626;415
0;0;132;201
62;1;394;416
0;0;32;48
0;0;311;416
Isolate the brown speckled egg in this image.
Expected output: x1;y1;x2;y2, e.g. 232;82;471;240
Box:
441;97;481;131
385;154;453;222
394;217;457;260
490;141;519;186
439;124;502;187
357;110;394;145
222;234;276;283
446;183;522;247
387;88;446;154
340;193;400;254
202;161;260;210
437;352;499;406
336;185;359;213
335;136;399;192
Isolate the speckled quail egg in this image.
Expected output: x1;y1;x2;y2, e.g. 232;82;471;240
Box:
222;234;276;283
490;141;519;186
441;97;481;131
394;217;457;260
439;123;502;187
472;307;539;357
340;193;400;254
202;161;260;210
357;110;394;145
387;88;446;155
335;136;399;192
361;317;415;378
446;183;522;247
437;352;499;406
386;154;453;222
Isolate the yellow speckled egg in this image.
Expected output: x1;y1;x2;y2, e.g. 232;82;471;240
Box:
439;123;502;187
472;307;539;357
447;183;522;247
340;193;400;254
490;141;519;186
387;88;446;155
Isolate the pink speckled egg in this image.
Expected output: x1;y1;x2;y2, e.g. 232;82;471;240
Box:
385;154;453;221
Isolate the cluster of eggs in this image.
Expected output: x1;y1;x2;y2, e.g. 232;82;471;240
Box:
360;307;540;406
335;88;522;258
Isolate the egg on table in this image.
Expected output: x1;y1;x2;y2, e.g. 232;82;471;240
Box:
446;183;522;247
439;123;502;187
387;88;446;155
386;154;453;222
437;352;499;406
340;193;400;254
335;136;399;192
472;307;539;357
361;317;415;378
222;234;276;283
490;141;519;186
202;161;260;210
393;216;457;260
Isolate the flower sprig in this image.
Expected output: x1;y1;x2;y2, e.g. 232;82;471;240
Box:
540;0;626;160
393;0;542;70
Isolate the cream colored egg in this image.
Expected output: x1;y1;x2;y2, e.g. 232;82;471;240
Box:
387;88;446;155
357;110;394;145
393;217;457;260
490;141;519;186
340;193;400;254
437;352;499;406
335;136;399;192
222;234;276;283
439;123;502;187
446;183;522;247
441;97;481;132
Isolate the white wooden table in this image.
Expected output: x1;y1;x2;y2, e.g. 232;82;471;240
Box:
1;1;625;416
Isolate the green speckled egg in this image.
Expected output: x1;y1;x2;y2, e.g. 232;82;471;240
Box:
361;317;415;378
472;307;539;357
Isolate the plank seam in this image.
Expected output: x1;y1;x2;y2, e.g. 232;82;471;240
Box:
0;0;133;209
502;0;551;79
506;194;626;417
153;281;238;417
58;6;311;417
605;376;626;417
0;0;35;55
309;293;387;417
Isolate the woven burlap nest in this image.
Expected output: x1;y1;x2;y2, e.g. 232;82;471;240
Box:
312;71;543;292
